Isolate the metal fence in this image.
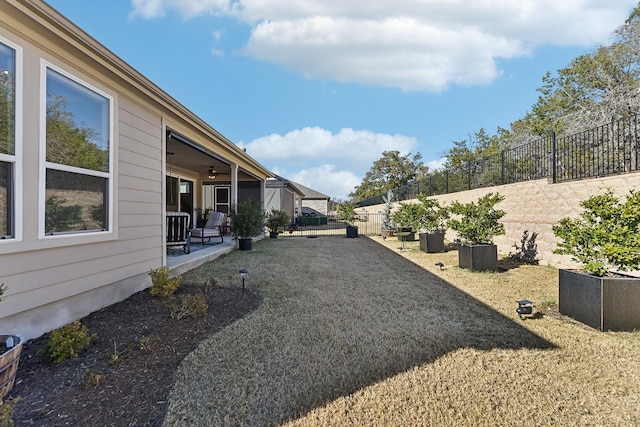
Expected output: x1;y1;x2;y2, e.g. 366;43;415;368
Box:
358;114;640;207
279;213;384;237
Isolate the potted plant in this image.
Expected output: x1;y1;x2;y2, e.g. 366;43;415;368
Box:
1;284;24;399
265;209;290;238
230;198;265;250
447;192;505;271
552;189;640;331
337;201;358;238
380;190;395;238
415;194;450;253
392;201;421;242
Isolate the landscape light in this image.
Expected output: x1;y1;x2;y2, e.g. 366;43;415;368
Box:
516;300;534;319
239;268;249;292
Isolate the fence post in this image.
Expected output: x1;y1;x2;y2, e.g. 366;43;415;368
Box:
551;130;557;183
445;170;449;194
500;151;505;184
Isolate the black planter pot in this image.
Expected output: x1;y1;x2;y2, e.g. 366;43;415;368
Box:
458;244;498;271
419;232;445;253
238;238;253;250
346;225;358;238
396;227;415;241
269;231;278;239
559;269;640;331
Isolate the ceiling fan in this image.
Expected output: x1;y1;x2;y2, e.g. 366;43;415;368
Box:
208;166;230;179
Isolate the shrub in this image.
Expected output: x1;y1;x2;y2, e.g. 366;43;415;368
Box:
0;397;21;426
553;189;640;276
230;198;264;239
265;209;290;234
148;267;181;298
381;190;394;230
509;230;539;265
337;201;357;224
416;194;450;233
42;321;95;363
447;192;505;244
392;201;424;232
167;295;208;320
83;370;105;387
138;336;160;352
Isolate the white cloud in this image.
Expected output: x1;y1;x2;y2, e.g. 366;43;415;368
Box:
238;127;417;174
238;127;419;200
277;165;361;201
130;0;636;91
129;0;233;19
427;157;447;171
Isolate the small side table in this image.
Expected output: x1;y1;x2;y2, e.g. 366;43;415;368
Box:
397;232;411;250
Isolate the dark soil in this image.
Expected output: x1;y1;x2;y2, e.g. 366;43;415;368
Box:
7;284;261;426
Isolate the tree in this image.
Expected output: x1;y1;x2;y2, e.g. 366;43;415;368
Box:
512;5;640;138
349;151;428;201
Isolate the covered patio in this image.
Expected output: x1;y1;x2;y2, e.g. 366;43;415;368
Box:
164;130;270;270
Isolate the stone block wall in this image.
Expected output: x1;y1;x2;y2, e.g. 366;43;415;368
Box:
356;172;640;269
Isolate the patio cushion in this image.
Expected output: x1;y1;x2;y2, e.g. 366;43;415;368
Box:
191;211;225;244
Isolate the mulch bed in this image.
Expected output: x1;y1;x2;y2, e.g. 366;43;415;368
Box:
7;285;260;426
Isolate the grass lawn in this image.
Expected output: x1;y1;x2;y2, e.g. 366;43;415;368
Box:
163;236;640;426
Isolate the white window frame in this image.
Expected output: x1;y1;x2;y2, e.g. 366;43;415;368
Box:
39;60;114;239
0;35;22;244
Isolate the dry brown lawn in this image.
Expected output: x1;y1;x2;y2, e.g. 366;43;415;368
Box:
163;236;640;426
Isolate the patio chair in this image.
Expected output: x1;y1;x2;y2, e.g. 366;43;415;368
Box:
191;211;225;244
166;212;191;254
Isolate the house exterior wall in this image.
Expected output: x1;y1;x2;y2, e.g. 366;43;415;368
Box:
357;172;640;269
265;187;282;213
303;199;328;215
0;1;271;340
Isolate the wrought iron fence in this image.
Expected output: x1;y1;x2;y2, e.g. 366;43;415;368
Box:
279;213;384;237
358;114;640;207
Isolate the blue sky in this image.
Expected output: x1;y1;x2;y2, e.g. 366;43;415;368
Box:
46;0;637;200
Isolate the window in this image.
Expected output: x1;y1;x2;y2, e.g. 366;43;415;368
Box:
43;65;112;235
0;40;17;239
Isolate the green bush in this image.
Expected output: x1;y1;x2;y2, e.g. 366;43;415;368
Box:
167;295;208;320
392;201;424;231
42;321;95;364
337;201;357;224
447;192;505;244
148;267;181;298
0;397;21;427
265;209;290;234
230;198;265;239
553;189;640;276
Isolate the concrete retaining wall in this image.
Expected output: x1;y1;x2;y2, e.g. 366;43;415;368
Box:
356;172;640;269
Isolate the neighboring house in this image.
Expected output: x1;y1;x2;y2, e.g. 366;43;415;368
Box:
264;176;305;221
288;181;330;216
0;0;272;340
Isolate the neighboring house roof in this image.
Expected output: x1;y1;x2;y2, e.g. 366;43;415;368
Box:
266;176;306;197
288;181;330;200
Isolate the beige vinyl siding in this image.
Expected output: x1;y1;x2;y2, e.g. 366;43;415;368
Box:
2;97;163;315
1;1;273;340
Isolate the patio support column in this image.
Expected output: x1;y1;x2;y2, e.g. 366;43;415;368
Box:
230;162;238;208
297;194;303;217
